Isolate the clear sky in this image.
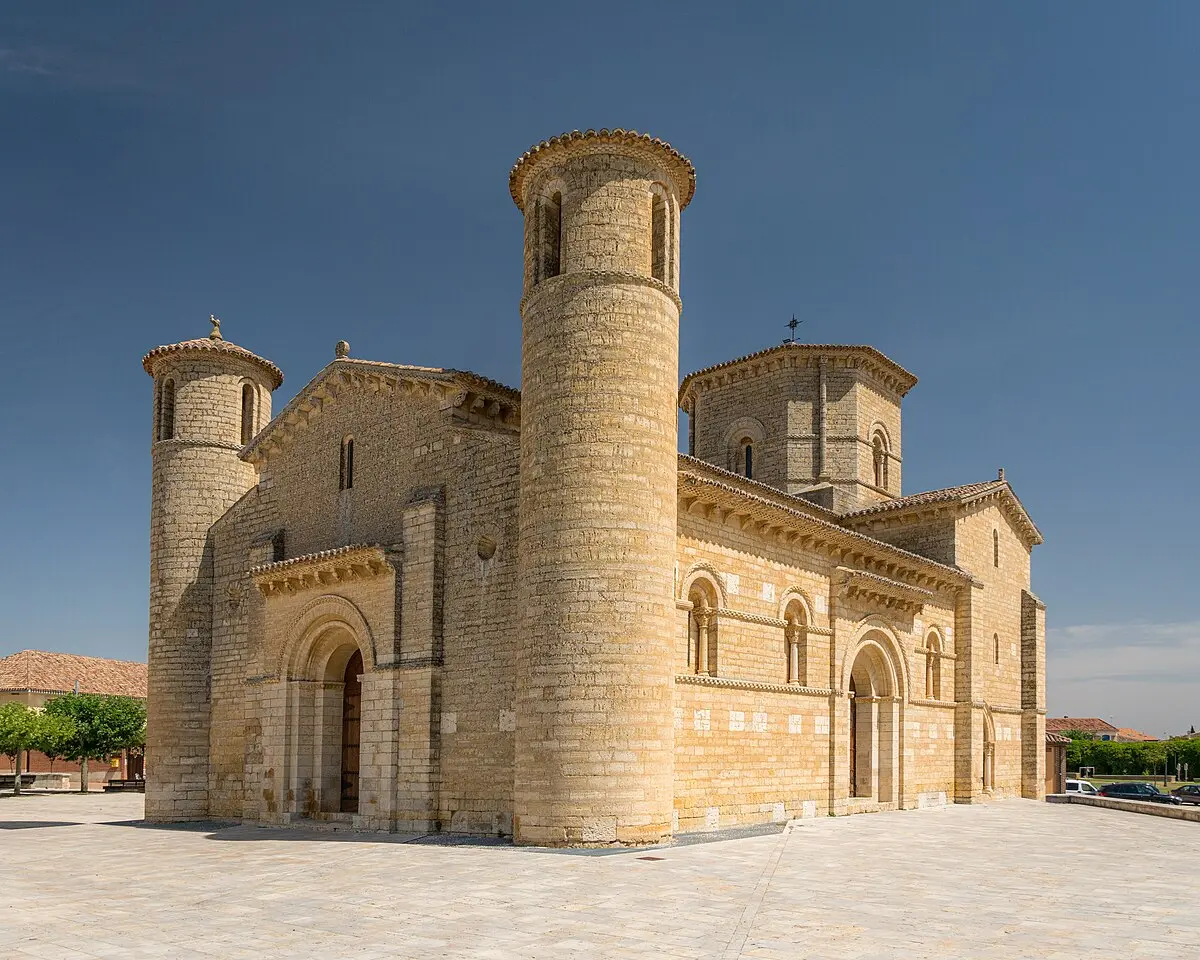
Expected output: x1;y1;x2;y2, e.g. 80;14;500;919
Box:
2;3;1196;736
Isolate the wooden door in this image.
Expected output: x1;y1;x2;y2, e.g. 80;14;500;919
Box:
340;650;362;813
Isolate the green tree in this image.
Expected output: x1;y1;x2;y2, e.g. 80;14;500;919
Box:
0;703;43;795
31;712;77;774
43;694;146;793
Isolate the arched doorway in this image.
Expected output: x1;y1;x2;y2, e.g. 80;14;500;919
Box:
846;636;902;804
340;649;363;813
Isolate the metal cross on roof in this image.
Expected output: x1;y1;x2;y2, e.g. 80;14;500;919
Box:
785;314;804;343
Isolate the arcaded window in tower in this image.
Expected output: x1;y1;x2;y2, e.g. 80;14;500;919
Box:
993;529;1000;568
539;191;562;281
740;439;754;480
339;437;355;491
651;190;668;282
872;431;889;489
158;378;175;441
240;383;256;446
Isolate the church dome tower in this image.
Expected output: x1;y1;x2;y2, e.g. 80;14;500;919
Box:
142;317;282;821
510;130;695;845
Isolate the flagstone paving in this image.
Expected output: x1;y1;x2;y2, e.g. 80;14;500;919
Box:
1;793;1196;958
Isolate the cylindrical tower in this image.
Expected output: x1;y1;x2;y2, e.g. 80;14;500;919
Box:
142;318;281;821
510;129;695;846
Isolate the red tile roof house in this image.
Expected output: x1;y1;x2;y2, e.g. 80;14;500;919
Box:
1046;717;1122;742
0;650;147;787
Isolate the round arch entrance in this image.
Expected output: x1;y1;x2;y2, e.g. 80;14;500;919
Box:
845;632;904;805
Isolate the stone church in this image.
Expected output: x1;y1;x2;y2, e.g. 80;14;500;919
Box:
143;129;1046;846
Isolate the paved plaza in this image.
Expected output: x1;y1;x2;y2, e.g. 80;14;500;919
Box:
1;794;1196;959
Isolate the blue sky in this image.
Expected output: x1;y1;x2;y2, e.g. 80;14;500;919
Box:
1;3;1196;735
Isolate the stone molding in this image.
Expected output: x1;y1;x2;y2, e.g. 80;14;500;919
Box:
251;544;395;597
712;607;834;636
908;697;957;709
519;268;683;315
151;437;245;452
675;673;834;698
837;567;933;614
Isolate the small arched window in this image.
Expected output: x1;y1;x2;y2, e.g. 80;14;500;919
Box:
687;579;719;676
993;529;1000;568
339;437;355;491
783;598;808;685
872;431;889;489
540;190;562;281
158;378;175;441
741;438;754;480
651;190;668;282
240;383;256;446
994;633;1000;665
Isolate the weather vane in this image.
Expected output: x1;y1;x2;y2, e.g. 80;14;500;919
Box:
209;314;222;341
785;314;804;343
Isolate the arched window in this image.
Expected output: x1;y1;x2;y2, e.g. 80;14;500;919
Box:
783;598;808;685
993;633;1000;665
872;431;889;489
687;579;718;676
925;633;942;700
993;529;1000;568
158;378;175;441
339;437;354;491
740;438;754;480
651;190;668;282
539;190;562;281
240;383;256;446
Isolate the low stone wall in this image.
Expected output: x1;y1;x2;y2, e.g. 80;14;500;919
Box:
1047;793;1200;823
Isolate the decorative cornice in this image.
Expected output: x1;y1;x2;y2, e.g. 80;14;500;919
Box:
679;343;917;410
251;544;396;597
151;438;246;453
519;268;682;315
510;128;696;211
837;567;933;615
678;456;974;597
908;698;957;709
712;607;833;636
675;673;833;698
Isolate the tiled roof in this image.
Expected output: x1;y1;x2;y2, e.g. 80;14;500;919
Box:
0;650;147;698
842;478;1044;547
1046;718;1119;735
510;128;696;209
679;343;918;402
1045;732;1072;745
142;336;283;389
1117;728;1158;742
842;481;1006;518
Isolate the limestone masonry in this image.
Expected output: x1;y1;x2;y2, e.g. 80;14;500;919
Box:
142;129;1045;845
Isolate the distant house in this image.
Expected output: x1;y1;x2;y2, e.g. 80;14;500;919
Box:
1046;718;1121;742
1115;727;1157;743
0;649;147;783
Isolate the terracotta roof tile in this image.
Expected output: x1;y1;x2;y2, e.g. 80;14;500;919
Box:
1046;718;1119;735
0;650;147;698
841;481;1006;518
1045;732;1072;745
142;336;283;389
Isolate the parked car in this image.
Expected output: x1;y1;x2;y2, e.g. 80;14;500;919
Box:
1065;779;1099;796
1169;784;1200;806
1097;782;1183;805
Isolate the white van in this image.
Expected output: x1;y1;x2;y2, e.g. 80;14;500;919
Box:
1066;779;1099;796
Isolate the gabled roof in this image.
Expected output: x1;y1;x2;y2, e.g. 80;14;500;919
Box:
242;357;520;466
1117;727;1158;742
679;343;918;408
1046;718;1119;735
841;479;1044;547
1046;732;1072;745
0;650;147;698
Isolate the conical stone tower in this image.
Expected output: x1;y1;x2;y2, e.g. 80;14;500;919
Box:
510;130;695;845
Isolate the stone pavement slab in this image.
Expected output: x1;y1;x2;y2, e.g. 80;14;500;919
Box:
1;793;1196;958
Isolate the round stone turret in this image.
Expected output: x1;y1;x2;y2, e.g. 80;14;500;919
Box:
511;130;695;846
141;318;281;821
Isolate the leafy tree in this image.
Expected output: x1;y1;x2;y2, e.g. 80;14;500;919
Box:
31;712;77;773
0;703;43;795
43;694;146;793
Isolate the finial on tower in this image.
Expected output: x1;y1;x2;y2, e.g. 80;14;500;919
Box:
785;314;804;344
998;467;1006;481
209;315;222;341
335;340;350;359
